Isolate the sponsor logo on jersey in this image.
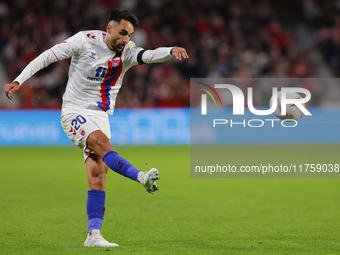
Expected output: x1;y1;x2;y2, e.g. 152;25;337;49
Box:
86;66;108;82
87;77;104;82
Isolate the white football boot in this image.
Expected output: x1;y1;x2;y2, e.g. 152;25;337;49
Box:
84;229;119;247
138;168;160;194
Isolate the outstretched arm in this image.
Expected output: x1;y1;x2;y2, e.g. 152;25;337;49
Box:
3;49;59;100
3;32;83;100
137;47;189;64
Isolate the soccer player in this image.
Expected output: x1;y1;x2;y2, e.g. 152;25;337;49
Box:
4;9;188;247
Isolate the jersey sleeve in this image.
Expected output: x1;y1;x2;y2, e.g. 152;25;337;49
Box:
13;32;84;86
122;41;174;68
122;41;145;67
50;32;84;61
13;49;59;86
141;47;174;64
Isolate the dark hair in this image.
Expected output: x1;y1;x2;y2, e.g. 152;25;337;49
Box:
108;9;139;28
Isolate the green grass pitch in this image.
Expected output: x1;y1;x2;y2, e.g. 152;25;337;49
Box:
0;145;340;254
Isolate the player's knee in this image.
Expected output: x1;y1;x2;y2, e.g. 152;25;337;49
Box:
87;131;114;156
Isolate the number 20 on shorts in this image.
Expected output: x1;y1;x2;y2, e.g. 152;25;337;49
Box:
69;115;87;136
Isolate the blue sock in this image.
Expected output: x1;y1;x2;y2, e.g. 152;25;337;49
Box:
102;151;140;181
87;190;105;232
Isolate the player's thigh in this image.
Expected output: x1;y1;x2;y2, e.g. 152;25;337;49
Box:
61;108;111;150
86;130;115;157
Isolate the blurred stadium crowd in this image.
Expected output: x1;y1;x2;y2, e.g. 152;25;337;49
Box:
0;0;339;109
302;0;340;77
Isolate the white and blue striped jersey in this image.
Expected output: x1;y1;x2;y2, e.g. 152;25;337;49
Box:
14;30;174;115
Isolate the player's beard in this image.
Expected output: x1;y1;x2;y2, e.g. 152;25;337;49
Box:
111;39;126;53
